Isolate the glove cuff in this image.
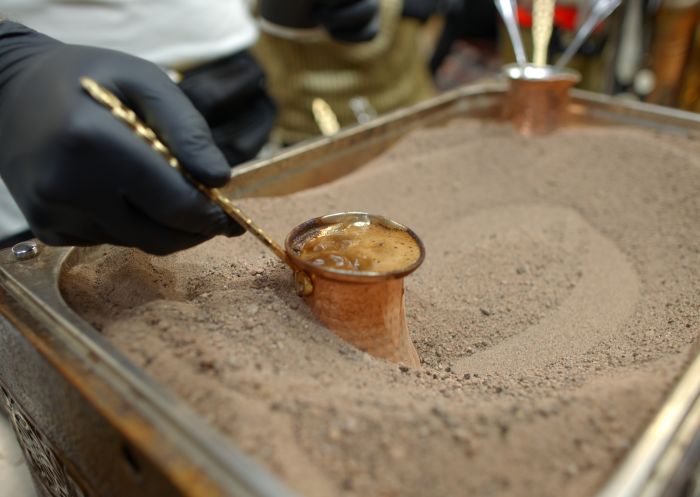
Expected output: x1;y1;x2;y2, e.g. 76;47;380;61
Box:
0;21;60;92
0;20;36;41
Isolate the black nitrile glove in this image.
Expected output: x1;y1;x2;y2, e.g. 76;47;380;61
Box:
0;22;242;255
402;0;464;22
261;0;379;43
178;50;276;166
315;0;380;42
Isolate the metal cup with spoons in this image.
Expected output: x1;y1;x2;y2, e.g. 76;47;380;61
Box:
496;0;582;135
81;78;424;368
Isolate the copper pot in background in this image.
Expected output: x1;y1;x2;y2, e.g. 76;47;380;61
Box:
502;64;581;135
647;0;700;107
678;10;700;112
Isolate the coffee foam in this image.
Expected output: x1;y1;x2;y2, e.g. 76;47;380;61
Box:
298;222;421;274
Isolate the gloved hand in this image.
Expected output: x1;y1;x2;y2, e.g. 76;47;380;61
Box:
178;50;277;166
315;0;380;42
260;0;379;43
402;0;464;22
0;22;242;255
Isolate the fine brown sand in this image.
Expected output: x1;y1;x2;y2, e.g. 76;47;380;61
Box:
62;120;700;497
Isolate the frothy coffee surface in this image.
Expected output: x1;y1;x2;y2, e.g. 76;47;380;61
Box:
297;221;421;273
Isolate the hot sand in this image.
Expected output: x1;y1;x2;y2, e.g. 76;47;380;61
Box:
62;121;700;497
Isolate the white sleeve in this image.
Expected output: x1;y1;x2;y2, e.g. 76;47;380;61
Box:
0;179;29;240
1;0;258;67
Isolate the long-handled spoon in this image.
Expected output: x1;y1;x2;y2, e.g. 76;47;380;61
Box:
494;0;528;66
554;0;622;69
532;0;557;66
80;77;290;265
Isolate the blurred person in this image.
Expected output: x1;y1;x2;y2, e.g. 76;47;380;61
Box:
0;1;378;253
254;0;464;145
430;0;498;74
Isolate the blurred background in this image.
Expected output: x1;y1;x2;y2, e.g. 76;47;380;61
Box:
253;0;700;148
429;0;700;112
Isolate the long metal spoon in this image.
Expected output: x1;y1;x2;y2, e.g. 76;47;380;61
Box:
80;77;290;265
494;0;528;66
532;0;556;66
554;0;622;69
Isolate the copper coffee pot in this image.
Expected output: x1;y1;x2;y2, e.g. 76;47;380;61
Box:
503;64;582;135
286;212;424;368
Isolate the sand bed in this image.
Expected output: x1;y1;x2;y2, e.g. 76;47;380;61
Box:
62;121;700;497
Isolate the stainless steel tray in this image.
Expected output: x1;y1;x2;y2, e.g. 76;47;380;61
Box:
1;81;699;497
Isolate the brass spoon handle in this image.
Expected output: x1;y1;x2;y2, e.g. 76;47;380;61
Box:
80;77;289;265
532;0;556;66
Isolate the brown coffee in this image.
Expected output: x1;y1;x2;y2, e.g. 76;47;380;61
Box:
298;222;421;273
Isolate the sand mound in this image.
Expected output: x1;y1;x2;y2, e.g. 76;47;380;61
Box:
62;121;700;497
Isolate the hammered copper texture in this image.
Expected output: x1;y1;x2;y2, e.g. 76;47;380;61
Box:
305;277;421;368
